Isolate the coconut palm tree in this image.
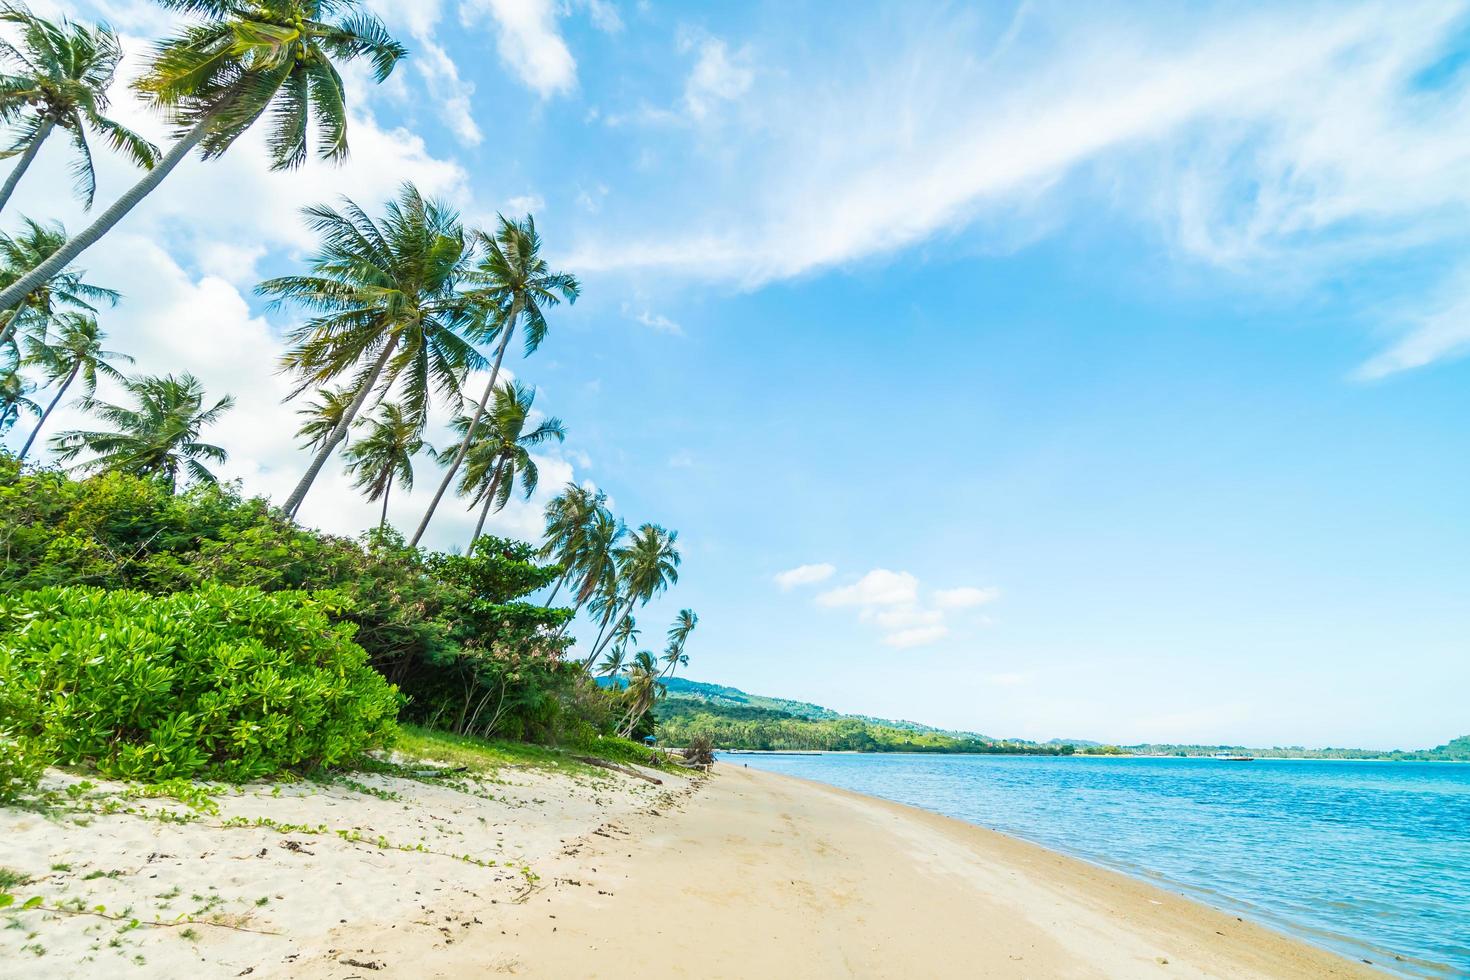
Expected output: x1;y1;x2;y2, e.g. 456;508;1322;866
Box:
0;359;37;435
263;185;484;517
445;380;565;552
18;312;130;459
596;642;629;679
342;401;425;529
563;504;625;648
660;608;697;678
410;215;579;546
584;523;681;669
50;372;233;488
0;0;406;315
0;6;159;214
0;218;116;349
617;651;665;739
293;384;355;453
540;483;604;606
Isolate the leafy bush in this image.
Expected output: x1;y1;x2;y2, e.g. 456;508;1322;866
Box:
0;585;401;782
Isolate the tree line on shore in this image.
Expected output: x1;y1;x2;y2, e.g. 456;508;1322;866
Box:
0;1;700;797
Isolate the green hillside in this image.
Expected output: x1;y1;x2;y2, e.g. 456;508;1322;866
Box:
653;678;1071;755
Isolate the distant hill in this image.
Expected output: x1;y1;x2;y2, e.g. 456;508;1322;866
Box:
652;678;1070;755
651;678;1469;761
660;677;993;739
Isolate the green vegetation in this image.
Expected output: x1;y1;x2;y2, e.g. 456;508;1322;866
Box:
654;680;1072;755
0;584;399;785
0;3;704;802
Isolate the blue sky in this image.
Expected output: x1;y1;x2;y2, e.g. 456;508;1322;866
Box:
11;0;1470;748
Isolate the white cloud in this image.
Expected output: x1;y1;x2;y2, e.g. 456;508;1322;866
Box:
566;2;1470;375
816;569;919;607
622;304;684;336
811;568;999;648
579;0;623;34
933;586;1001;609
774;562;836;590
884;625;950;649
505;193;547;214
683;38;754;119
468;0;577;97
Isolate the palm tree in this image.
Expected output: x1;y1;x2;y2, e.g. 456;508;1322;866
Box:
540;483;604;606
293;384;355;452
0;218;116;349
445;380;565;552
617;651;665;739
342;401;425;528
596;643;629;679
263;185;484;517
410;215;579;546
560;503;624;646
0;0;406;315
0;360;37;435
0;6;158;214
584;523;681;669
50;372;233;488
660;608;698;678
18;312;130;459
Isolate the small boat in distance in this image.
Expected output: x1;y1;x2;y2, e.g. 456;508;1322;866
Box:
1211;752;1256;761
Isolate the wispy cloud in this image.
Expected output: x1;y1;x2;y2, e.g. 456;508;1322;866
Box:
622;303;684;335
682;36;754;119
933;586;1001;610
567;1;1470;375
774;562;836;590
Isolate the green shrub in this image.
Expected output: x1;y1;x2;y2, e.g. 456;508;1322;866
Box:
0;728;47;801
0;585;401;782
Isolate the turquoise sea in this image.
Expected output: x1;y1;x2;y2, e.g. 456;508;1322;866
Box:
729;753;1470;977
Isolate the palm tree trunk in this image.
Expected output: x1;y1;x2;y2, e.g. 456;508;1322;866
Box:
409;297;520;546
467;457;507;552
18;360;76;460
379;477;392;529
283;333;400;518
0;117;210;327
542;573;566;608
583;596;636;670
0;119;55;216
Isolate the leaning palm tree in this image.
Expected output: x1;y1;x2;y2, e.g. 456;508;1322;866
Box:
50;372;233;488
445;380;565;551
293;384;355;453
410;215;579;546
0;0;407;315
342;401;425;528
660;608;698;678
584;523;681;669
561;504;625;646
0;218;116;348
263;185;484;517
0;6;158;214
540;483;604;606
617;651;665;739
18;312;130;459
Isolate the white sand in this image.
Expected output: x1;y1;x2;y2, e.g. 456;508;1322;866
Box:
2;762;1385;978
0;758;692;977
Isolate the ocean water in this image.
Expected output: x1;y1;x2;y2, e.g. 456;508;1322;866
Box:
729;753;1470;977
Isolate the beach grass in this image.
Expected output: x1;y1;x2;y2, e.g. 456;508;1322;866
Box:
393;725;663;777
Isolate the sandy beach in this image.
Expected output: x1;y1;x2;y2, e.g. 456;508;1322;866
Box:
1;762;1384;978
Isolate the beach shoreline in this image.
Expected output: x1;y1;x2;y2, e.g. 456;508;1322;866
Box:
2;761;1388;978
